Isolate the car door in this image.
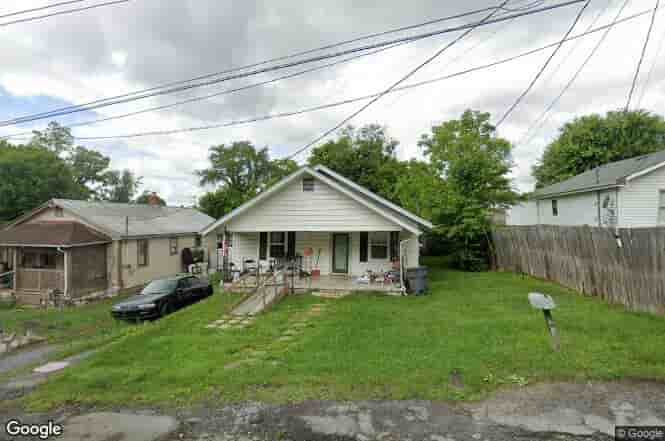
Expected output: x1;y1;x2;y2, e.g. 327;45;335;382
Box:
177;278;192;303
188;276;203;297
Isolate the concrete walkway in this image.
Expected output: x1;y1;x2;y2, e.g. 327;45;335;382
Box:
0;344;61;375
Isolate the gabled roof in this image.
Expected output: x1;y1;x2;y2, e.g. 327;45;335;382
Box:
0;221;111;248
7;199;215;240
533;149;665;199
201;167;433;236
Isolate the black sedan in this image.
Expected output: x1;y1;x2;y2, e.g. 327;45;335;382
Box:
111;274;213;321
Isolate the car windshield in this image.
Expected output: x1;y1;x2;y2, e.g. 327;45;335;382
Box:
142;279;177;294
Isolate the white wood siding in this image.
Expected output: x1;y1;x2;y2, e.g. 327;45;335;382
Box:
537;193;599;226
226;176;402;232
619;166;665;227
507;202;539;225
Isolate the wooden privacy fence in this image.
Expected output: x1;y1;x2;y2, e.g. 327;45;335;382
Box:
492;225;665;314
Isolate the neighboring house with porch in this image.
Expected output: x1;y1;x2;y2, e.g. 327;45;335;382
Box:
508;150;665;227
0;198;214;306
201;165;432;287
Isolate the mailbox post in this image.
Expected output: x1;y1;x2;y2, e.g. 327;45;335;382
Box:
528;292;560;352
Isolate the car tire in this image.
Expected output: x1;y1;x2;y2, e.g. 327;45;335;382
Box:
160;301;173;317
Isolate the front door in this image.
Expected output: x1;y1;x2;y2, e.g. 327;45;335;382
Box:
332;233;349;274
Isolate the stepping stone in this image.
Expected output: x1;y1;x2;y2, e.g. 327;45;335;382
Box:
283;329;299;336
278;336;294;342
294;322;309;328
205;325;218;329
250;350;268;358
224;360;246;370
220;324;231;330
34;361;70;374
61;412;178;441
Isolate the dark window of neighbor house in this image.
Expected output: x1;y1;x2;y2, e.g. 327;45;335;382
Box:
169;238;178;256
370;232;389;260
552;200;559;217
22;251;57;269
659;191;665;225
302;177;315;192
195;235;202;247
137;240;149;267
270;232;285;258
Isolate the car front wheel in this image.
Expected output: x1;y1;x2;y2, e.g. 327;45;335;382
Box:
160;301;174;317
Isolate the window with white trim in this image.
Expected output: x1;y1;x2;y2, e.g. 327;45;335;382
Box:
552;200;559;217
369;232;389;260
137;240;149;267
658;191;665;225
169;238;178;256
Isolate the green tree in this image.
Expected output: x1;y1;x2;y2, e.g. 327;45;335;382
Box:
308;125;403;202
533;110;665;188
198;188;246;219
135;191;166;206
0;143;79;220
29;121;74;154
420;110;518;270
102;169;142;203
68;146;112;198
197;141;298;218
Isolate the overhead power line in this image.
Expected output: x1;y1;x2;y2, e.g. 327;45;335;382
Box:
1;2;528;139
637;11;665;107
0;0;129;27
518;0;631;147
284;1;512;159
0;0;586;128
0;0;89;19
495;0;592;128
625;0;660;110
43;6;655;142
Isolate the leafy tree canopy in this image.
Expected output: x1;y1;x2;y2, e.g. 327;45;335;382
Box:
197;141;298;219
533;110;665;188
420;109;518;270
101;169;142;203
308;124;402;202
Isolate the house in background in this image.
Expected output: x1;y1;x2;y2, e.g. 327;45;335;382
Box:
508;150;665;228
0;197;213;305
201;165;432;287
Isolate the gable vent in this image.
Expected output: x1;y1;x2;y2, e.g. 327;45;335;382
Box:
303;177;315;192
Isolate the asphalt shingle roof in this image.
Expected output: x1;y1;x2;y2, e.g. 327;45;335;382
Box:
0;221;111;247
533;149;665;199
52;199;215;238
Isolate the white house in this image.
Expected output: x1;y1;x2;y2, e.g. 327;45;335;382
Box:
201;165;432;279
508;150;665;228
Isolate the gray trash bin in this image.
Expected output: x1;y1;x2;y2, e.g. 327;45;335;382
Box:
406;267;428;295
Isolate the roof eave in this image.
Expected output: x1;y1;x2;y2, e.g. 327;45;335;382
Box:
533;183;623;200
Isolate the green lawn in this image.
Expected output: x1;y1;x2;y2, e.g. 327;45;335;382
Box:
0;294;131;356
25;257;665;410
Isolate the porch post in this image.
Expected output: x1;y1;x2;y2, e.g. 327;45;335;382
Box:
12;247;18;290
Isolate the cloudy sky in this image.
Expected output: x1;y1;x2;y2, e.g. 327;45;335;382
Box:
0;0;662;205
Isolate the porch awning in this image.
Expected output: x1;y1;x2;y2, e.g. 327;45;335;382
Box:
0;221;111;248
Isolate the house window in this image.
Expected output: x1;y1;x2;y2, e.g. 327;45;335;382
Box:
137;240;149;267
659;191;665;225
552;200;559;217
54;207;64;218
270;232;285;258
369;232;389;260
195;235;202;247
302;177;315;192
169;238;178;256
22;251;57;269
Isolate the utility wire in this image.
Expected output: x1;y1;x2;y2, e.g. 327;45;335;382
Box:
637;14;665;107
2;42;411;139
283;1;512;160
0;0;585;128
625;0;660;110
495;0;592;127
34;6;653;142
2;1;533;139
517;0;627;147
0;4;503;126
0;0;129;27
0;0;89;19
